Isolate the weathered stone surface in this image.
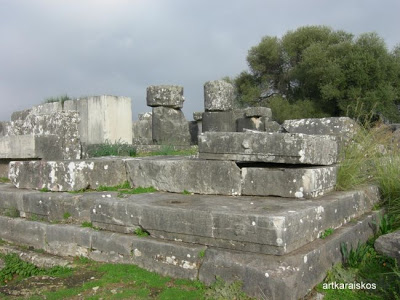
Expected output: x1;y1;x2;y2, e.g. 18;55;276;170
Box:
132;118;152;145
244;107;272;118
138;112;152;121
0;135;59;159
31;102;63;115
0;216;202;279
146;85;184;108
9;158;128;191
0;161;8;177
199;132;338;165
282;117;358;138
152;106;190;145
85;185;379;255
193;111;203;121
202;111;236;132
64;95;132;145
374;230;400;264
237;117;265;132
2;112;81;160
11;109;31;121
241;166;338;198
265;121;283;132
204;80;234;111
125;156;241;195
0;122;6;136
199;211;380;300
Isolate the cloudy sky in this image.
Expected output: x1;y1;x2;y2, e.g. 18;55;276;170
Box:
1;0;399;121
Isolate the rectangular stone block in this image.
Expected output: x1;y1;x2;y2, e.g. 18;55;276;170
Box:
64;95;132;145
202;111;236;132
199;211;379;300
241;166;338;198
204;80;234;111
244;107;272;118
125;156;241;195
9;158;128;191
0;160;9;177
132;118;152;145
31;102;63;115
146;85;184;108
45;225;92;257
0;135;59;159
264;120;282;132
198;132;338;165
152;106;191;145
282;117;357;138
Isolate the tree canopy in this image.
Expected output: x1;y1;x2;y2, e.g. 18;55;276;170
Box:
234;26;400;122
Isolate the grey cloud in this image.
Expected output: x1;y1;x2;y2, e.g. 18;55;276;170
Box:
1;0;399;121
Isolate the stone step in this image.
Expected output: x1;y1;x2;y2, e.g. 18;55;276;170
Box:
0;183;380;256
198;132;338;165
9;157;338;198
0;208;381;300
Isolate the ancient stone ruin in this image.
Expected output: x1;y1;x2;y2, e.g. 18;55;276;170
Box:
0;82;382;299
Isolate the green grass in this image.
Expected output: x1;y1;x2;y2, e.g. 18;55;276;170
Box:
86;139;136;157
0;253;72;285
63;212;71;220
43;94;71;105
81;222;99;230
0;177;10;183
182;190;191;195
4;207;19;218
320;228;334;239
68;181;158;197
39;187;50;192
134;227;149;237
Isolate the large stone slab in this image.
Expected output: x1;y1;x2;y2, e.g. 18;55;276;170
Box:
204;80;234;111
2;112;81;160
374;230;400;264
244;107;272;118
152;106;190;145
90;186;379;255
0;215;204;280
241;165;338;198
125;156;241;195
282;117;357;138
10;109;31;121
198;132;338;165
8;158;128;191
64;95;132;145
202;111;236;132
199;211;380;300
146;85;184;108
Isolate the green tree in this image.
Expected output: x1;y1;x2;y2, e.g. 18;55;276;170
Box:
234;26;400;122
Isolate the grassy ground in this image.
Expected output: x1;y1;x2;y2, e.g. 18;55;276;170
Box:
0;252;254;300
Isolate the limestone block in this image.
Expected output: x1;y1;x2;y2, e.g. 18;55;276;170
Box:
138;112;152;121
132;118;152;145
9;158;128;191
204;80;234;111
147;85;184;108
30;102;63;115
193;112;203;121
264;121;282;132
375;230;400;264
0;135;60;159
282;117;358;138
198;132;338;165
152;106;190;145
244;107;272;118
125;156;241;195
188;121;199;145
64;95;132;145
241;166;338;198
202;111;236;132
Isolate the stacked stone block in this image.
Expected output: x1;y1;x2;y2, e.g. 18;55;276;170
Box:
132;112;153;145
147;85;191;145
235;107;273;132
202;80;236;132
